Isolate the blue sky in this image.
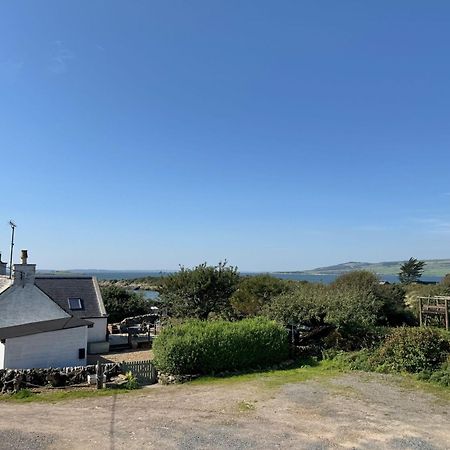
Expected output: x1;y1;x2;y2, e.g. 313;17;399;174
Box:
1;1;450;271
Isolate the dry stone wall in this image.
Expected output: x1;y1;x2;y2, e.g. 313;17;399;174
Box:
0;363;121;393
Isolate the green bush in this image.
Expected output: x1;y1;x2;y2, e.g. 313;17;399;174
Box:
153;318;289;375
323;326;390;352
428;359;450;387
124;371;139;389
325;349;375;372
374;327;450;373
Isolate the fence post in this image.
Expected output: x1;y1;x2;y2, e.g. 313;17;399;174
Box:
419;297;423;327
96;361;103;390
445;298;449;331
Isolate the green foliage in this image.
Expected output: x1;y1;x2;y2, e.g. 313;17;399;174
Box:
399;257;426;284
332;270;379;291
264;283;329;327
328;329;450;388
153;317;289;375
101;285;152;323
124;371;139;389
266;283;383;332
373;283;415;326
266;271;414;343
325;349;375;372
230;274;290;318
323;326;390;352
326;286;382;332
440;273;450;288
374;327;450;373
428;359;450;387
159;261;240;320
11;389;34;399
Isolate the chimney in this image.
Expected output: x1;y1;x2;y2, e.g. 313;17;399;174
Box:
13;249;36;285
0;252;6;276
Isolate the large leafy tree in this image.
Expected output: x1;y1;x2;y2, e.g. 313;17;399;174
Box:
398;257;426;284
266;270;414;332
101;285;152;323
159;261;240;319
332;270;379;291
230;274;290;318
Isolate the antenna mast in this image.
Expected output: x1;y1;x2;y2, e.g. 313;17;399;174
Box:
8;220;16;279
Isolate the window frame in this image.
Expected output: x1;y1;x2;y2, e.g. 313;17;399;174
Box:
67;297;84;311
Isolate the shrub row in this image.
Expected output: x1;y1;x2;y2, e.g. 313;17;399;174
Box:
153;317;289;375
328;327;450;387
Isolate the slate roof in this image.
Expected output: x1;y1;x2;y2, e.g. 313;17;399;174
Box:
35;277;107;320
0;316;92;340
0;276;12;295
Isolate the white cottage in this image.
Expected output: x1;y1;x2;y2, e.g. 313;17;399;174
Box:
0;250;108;369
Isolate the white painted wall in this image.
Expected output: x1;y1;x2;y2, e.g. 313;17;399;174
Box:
0;284;70;328
0;341;5;369
3;326;87;369
87;317;107;343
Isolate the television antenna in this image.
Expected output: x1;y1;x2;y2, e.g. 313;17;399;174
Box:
8;220;16;279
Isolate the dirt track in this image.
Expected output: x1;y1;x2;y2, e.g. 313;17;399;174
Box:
0;372;448;449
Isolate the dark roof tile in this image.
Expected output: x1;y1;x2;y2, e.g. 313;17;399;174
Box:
35;277;107;319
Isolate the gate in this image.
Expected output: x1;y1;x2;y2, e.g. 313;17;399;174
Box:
121;360;157;385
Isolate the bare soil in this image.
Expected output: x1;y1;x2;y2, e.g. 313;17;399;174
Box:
0;372;448;449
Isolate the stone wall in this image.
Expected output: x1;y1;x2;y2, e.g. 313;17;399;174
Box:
0;362;121;393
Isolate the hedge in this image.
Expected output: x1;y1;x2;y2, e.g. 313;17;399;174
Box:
153;318;289;375
374;327;450;373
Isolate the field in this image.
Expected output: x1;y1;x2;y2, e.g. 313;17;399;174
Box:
294;259;450;277
1;364;449;449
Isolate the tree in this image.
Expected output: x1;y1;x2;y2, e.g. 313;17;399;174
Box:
158;261;240;319
333;270;413;325
101;285;152;323
230;274;289;317
398;257;426;284
332;270;379;291
441;273;450;288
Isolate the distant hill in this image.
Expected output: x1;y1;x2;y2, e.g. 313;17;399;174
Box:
285;259;450;277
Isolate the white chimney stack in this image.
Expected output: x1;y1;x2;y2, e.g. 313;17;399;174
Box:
13;249;36;285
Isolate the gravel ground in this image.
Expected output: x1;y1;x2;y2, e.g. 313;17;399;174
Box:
87;349;153;364
0;372;448;449
0;430;55;449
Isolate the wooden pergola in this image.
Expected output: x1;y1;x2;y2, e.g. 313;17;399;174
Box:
418;296;449;331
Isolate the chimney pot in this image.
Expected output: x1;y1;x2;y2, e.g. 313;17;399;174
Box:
21;249;28;264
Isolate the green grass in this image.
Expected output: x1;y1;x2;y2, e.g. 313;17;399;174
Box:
237;400;256;412
0;388;135;403
391;373;450;402
190;358;342;389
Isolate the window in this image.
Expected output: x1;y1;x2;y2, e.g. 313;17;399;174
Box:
68;297;83;310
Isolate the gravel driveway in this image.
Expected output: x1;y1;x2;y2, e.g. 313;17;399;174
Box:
0;372;448;449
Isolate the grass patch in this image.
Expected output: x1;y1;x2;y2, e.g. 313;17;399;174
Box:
0;388;136;403
190;358;342;389
237;400;256;412
390;373;450;402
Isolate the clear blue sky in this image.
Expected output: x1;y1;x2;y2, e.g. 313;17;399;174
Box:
1;1;449;271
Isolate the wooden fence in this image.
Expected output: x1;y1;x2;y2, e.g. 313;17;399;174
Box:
121;360;157;385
